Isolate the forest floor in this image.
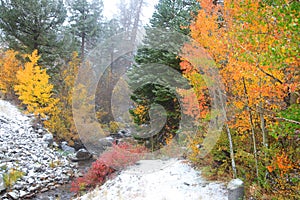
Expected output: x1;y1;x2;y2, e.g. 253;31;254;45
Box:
0;99;228;200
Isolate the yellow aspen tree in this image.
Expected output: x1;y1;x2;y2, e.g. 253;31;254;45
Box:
14;50;58;118
44;52;80;145
0;50;22;98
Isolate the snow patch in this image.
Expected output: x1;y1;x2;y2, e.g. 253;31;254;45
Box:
79;159;228;200
0;99;29;123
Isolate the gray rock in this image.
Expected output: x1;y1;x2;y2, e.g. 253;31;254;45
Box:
19;190;28;198
98;137;114;152
0;117;8;124
99;137;114;146
227;178;244;200
7;191;19;200
0;99;79;198
13;184;23;190
0;174;6;192
118;130;131;137
75;149;92;160
18;128;25;135
61;141;75;153
42;133;54;147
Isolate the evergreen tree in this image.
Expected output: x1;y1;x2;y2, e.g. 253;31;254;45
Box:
68;0;104;59
0;0;67;65
95;0;145;123
127;0;200;148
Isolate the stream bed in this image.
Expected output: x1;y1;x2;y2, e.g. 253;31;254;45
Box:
33;160;94;200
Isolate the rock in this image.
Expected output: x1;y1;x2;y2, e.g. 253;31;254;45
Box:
118;130;131;137
0;99;79;198
42;133;54;147
0;174;6;192
99;137;114;145
7;191;19;200
19;190;28;198
69;149;92;162
27;177;35;184
53;141;59;148
76;149;92;159
0;117;8;124
98;137;114;152
12;183;23;190
227;178;244;200
61;141;75;153
40;187;49;193
110;133;123;139
37;129;44;134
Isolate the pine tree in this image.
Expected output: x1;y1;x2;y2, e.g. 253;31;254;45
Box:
0;0;67;65
68;0;104;59
127;0;200;148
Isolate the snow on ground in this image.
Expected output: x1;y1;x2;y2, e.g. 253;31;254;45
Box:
0;99;78;199
0;100;29;123
79;159;228;200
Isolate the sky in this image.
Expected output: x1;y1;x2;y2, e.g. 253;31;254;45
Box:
102;0;159;24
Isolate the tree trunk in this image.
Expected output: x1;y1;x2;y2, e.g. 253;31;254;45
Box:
81;32;85;60
218;87;237;178
259;78;267;147
242;77;259;178
131;0;144;44
260;102;267;147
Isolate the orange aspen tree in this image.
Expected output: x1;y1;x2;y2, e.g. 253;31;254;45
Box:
182;0;298;184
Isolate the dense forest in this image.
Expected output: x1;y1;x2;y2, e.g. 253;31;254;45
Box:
0;0;299;199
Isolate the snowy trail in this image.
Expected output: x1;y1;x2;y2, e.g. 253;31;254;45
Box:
79;159;228;200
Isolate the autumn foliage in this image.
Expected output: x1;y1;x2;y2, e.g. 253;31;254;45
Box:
71;142;147;194
0;0;298;198
44;52;80;145
14;50;58;118
182;0;299;198
0;50;21;99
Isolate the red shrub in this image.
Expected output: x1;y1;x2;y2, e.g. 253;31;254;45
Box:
70;142;147;194
101;142;147;170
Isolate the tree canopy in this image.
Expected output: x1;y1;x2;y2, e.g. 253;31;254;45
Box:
0;0;67;64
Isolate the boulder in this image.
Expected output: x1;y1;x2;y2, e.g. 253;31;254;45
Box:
99;137;114;145
98;137;114;152
8;191;19;200
76;149;92;159
227;178;244;200
69;149;92;162
61;141;75;153
42;133;53;147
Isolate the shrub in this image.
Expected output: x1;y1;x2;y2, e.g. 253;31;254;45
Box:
70;142;147;194
108;121;120;133
3;168;24;190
